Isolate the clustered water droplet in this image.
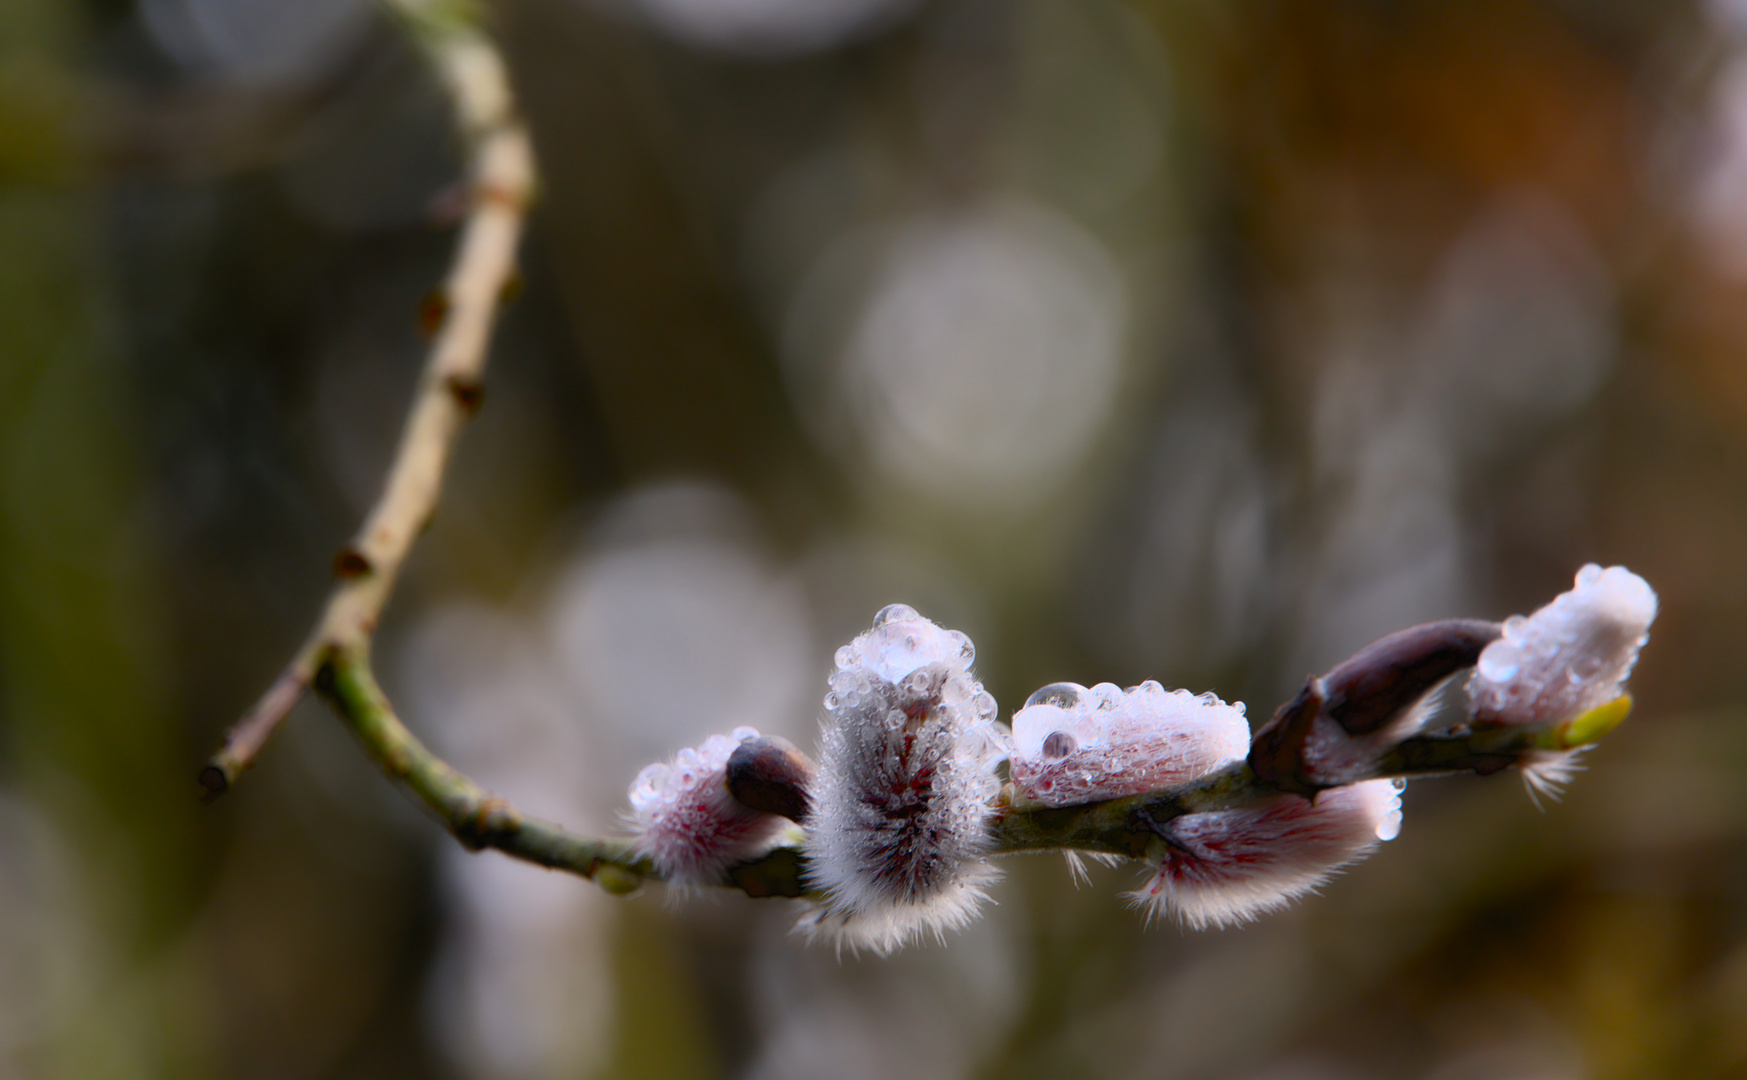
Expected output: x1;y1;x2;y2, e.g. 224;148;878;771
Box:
1010;680;1250;807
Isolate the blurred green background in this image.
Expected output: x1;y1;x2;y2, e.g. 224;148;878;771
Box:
5;0;1747;1076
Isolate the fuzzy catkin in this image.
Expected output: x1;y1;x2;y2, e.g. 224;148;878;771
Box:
627;726;793;886
1469;564;1657;798
800;605;1007;954
1470;563;1656;729
1128;779;1403;929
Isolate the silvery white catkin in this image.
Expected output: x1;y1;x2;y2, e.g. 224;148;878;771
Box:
1469;564;1658;798
627;727;795;886
1009;681;1249;807
800;604;1007;954
1128;779;1404;929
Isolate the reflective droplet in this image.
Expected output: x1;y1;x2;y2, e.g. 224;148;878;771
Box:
1041;731;1078;760
633;762;670;794
835;645;856;670
1502;615;1529;644
948;630;975;664
824;692;840;711
1477;644;1520;684
1025;682;1084;709
1576;563;1603;588
873;603;920;628
972;691;998;720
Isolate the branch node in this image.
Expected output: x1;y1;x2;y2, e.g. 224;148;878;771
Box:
444;373;486;414
417;289;450;339
333;547;374;578
455;795;520;850
197;763;230;802
592;863;644;895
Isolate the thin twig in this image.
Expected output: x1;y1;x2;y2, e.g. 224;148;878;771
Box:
201;0;534;799
315;644;652;891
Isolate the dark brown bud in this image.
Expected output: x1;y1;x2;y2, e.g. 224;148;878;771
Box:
1249;619;1503;793
1321;619;1502;736
726;736;817;822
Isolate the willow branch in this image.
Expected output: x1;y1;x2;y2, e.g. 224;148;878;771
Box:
314;644;652;890
201;1;1607;908
201;0;534;798
302;633;1584;899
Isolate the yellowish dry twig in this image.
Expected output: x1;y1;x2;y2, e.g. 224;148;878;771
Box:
201;0;534;798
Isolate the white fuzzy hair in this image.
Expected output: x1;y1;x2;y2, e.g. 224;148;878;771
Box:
1127;779;1403;930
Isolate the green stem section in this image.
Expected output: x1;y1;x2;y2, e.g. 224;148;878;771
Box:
315;645;651;892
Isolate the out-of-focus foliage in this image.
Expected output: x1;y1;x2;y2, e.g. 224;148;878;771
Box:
5;0;1747;1077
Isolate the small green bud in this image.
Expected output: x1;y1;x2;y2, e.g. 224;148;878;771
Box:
592;863;644;896
1539;693;1632;750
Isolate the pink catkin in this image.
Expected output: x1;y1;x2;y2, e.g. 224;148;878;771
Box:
1129;779;1402;929
628;727;793;886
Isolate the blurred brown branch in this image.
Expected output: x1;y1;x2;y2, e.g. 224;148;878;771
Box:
200;0;534;798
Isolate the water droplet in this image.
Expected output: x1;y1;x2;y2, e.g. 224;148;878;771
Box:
730;726;759;742
873;603;919;628
632;762;670;798
834;645;856;670
972;691;998;720
1025;682;1084;710
1576;563;1603;588
824;692;841;711
945;630;974;665
1477;644;1520;684
1041;731;1078;760
1502;615;1529;644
